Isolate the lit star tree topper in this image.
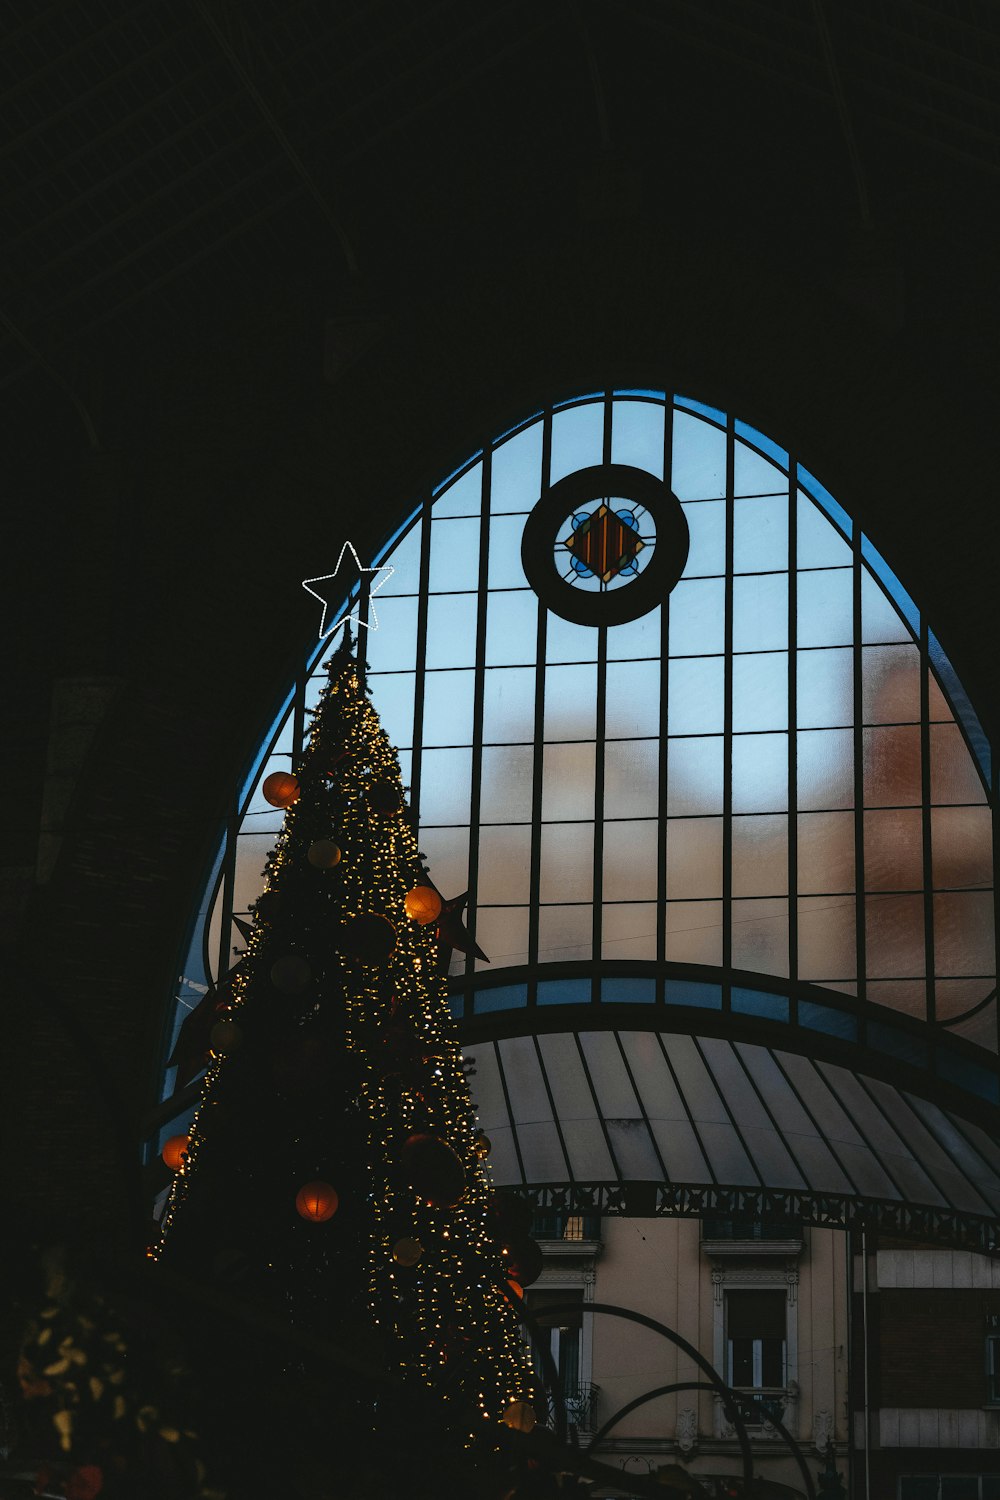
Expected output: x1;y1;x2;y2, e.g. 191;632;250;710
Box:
302;541;394;639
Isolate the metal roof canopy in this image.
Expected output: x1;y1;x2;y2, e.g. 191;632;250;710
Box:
467;1027;1000;1253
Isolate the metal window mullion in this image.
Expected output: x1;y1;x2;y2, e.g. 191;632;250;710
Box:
592;392;613;995
920;616;937;1028
723;412;735;1006
356;575;371;693
572;1032;623;1186
653;1031;718;1185
787;456;798;1003
408;492;433;827
216;805;239;983
853;526;868;1018
464;449;491;994
533;1035;575;1184
527;408;554;988
292;660;308;769
657;396;674;980
766;1047;863;1199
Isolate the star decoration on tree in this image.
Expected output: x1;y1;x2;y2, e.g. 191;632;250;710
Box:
302;541;394;639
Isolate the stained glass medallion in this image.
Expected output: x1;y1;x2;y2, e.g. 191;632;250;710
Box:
560;499;652;590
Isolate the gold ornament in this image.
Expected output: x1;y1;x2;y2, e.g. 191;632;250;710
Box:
392;1237;423;1267
502;1400;536;1433
307;839;342;869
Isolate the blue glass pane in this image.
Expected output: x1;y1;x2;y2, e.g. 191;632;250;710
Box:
551;401;605;483
735;420;789;470
606;605;662;661
666;737;725;816
434;451;483;497
419;748;473;825
682;499;726;577
672;410;726;499
605;658;661;738
797;728;854;810
798;1002;858;1041
664;979;722;1009
546;609;600;664
675;395;726;426
368;672;417;748
425;593;478;668
485;591;537;666
429;517;480;592
432;462;483;518
537;978;593;1005
861;569;912;644
371;520;422;594
733;573;788;652
491;421;543;513
481;745;535;822
935;1046;1000;1103
365;594;420;671
448;994;465;1020
482;666;536;742
797;648;853;729
732;733;788;813
732;988;789;1022
611;399;665;477
474;985;528;1013
868;1022;927;1069
734;441;787;498
797;569;853;648
733;494;788;572
667;657;724;736
797;492;852;569
668;578;726;656
732;653;788;732
603;978;657;1004
797;465;853;537
861;535;919;635
545;662;598;741
488;513;529;589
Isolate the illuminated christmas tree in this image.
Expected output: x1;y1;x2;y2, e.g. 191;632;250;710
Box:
155;631;534;1458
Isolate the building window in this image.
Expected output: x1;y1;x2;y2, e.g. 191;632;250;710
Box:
986;1332;1000;1404
703;1215;801;1242
900;1481;1000;1500
726;1289;786;1416
525;1287;597;1429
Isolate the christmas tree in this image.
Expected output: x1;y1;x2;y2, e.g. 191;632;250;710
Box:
154;631;535;1467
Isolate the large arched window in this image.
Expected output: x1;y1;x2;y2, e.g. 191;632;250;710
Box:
156;390;996;1136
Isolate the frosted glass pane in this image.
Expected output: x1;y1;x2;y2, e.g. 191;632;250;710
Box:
938;993;996;1050
604;820;658;901
733;495;788;572
935;977;995;1021
376;519;423;588
667;656;724;736
861;570;911;644
491;421;543;513
668;578;726;656
864;809;924;891
798;812;856;893
797;569;853;648
425;594;478;668
862;643;921;725
542;741;595;821
545;663;598;741
604;739;660;818
483;666;536;743
603;903;657;960
485;591;536;666
551;401;604;483
798;895;856;980
665;900;723;964
733;573;788;652
606;659;660;738
732;652;788;732
418;827;469;897
681;500;726;577
731;898;788;976
933;892;995;976
932;807;993;890
481;745;535;822
797;493;852;569
930;724;988;805
432;462;482;518
611;399;664;476
369;672;416;748
666;737;724;815
545;610;599;664
864;979;926;1016
732;733;788;813
429;517;480;592
666;817;723;899
477;825;531;905
798;728;854;810
365;595;419;671
538;905;592;963
540;823;594;902
419;748;472;825
928;673;951;722
734;439;786;497
606;605;661;661
797;648;852;729
475;906;529;969
421;669;474;746
488;513;529;590
732;815;788;896
863;725;921;807
672;410;726;499
865;894;925;977
233;832;274;914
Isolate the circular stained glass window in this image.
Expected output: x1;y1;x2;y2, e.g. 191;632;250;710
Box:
521;463;689;626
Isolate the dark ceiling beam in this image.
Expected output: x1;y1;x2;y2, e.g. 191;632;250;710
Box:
1;0;162;104
810;0;872;225
851;9;1000;93
0;307;100;449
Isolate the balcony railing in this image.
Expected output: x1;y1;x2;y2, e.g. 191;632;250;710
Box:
544;1382;600;1431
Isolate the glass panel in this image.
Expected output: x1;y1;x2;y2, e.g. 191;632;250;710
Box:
665;979;722;1008
482;666;536;743
233;832;274;915
485;590;537;666
544;662;598;741
364;595;419;671
477;825;531;905
481;745;535;822
474;984;528;1012
864;808;924;891
799;1000;858;1040
930;723;988;805
732;899;789;976
542;741;595;821
605;658;660;738
488;513;530;590
797;492;852;568
369;672;417;748
665;901;723;965
432;461;482;518
667;656;724;736
672;409;726;499
732;988;789;1022
732;733;788;813
602;903;657;960
373;518;422;588
932;806;993;889
732;652;788;732
797;647;853;729
538;904;593;963
492;421;543;513
604;820;658;901
862;643;921;725
797;896;856;980
928;672;951;720
425;593;478;669
537;978;592;1005
940;1478;978;1500
797;812;856;893
421;668;474;746
865;894;926;977
733;494;788;571
418;748;472;825
797;728;854;810
797;569;853;648
246;755;293;816
864;725;921;807
732;573;788;652
861;569;911;644
732;815;788;897
604;977;656;1003
417;827;469;897
939;993;997;1051
474;907;529;969
429;517;480;592
666;817;723;899
545;610;600;665
935;976;995;1020
681;500;726;577
933;892;995;976
666;737;725;815
611;398;664;476
604;739;660;818
540;823;594;902
734;439;786;497
864;979;927;1016
550;400;604;483
606;604;661;661
668;577;726;656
